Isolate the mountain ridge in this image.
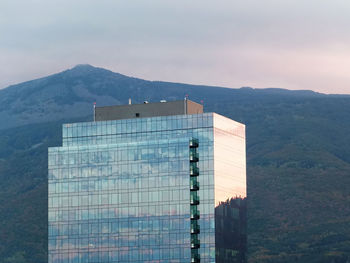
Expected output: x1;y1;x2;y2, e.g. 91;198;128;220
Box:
0;64;333;131
0;64;330;96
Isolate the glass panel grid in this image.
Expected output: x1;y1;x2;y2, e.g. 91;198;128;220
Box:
49;113;218;263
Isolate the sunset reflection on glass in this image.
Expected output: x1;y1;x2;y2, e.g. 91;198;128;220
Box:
214;114;247;263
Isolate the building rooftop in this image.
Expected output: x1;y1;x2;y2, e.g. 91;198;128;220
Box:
95;99;203;121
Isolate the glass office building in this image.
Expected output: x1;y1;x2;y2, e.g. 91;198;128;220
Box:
48;101;246;263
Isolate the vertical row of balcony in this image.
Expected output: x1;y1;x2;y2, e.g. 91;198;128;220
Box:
190;139;200;263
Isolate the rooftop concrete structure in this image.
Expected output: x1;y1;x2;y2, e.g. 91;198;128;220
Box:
95;99;203;121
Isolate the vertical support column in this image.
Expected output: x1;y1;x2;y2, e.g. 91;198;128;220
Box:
190;138;200;263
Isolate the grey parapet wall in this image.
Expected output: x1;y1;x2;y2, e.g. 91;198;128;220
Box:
95;99;203;121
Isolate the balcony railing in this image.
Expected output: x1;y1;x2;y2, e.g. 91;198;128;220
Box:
190;192;200;205
191;236;200;249
190;177;199;191
189;138;199;148
191;249;200;262
191;221;200;234
189;149;199;162
190;206;200;220
190;164;199;176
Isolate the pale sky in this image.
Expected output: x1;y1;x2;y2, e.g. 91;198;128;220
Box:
1;0;350;94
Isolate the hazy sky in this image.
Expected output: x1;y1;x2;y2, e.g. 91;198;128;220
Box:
1;0;350;94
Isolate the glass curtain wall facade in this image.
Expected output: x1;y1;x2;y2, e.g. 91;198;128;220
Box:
213;115;247;263
48;112;246;263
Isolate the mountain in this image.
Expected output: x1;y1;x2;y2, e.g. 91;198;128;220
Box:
0;65;350;263
0;64;326;130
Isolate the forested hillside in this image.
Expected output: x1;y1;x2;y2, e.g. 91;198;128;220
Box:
0;65;349;262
